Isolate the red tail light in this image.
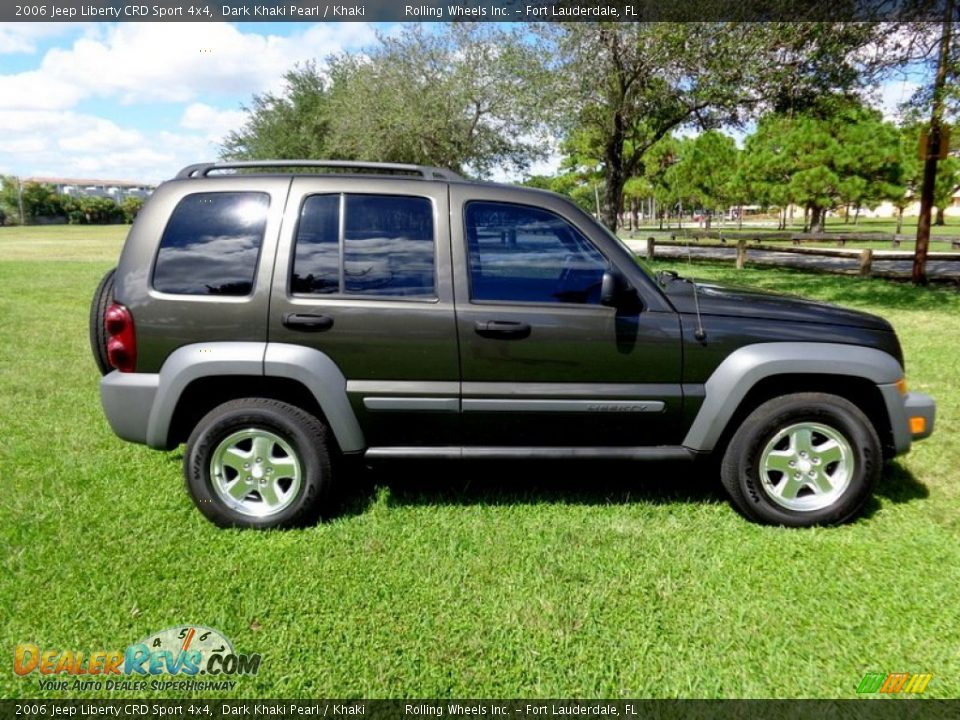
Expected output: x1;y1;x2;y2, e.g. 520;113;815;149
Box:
104;303;137;372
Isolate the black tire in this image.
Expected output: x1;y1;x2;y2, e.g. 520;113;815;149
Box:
720;392;881;527
184;398;333;529
89;267;116;375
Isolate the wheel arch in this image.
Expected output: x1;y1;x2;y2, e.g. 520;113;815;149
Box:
708;373;895;461
169;376;331;450
683;342;904;458
145;342;365;453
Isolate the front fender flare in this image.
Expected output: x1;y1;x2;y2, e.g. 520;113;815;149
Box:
681;342;904;453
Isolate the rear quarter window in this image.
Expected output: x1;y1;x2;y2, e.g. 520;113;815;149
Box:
153;192;270;296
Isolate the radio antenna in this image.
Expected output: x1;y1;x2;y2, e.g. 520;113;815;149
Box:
685;244;707;342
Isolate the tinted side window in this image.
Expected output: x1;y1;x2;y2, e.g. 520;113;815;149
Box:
292;194;435;298
153;192;269;296
344;195;434;297
465;202;608;304
291;195;339;295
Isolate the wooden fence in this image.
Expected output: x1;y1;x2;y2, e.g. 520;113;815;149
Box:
649;228;960;250
640;237;960;278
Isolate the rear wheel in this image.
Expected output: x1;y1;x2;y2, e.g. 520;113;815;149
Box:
89;267;116;375
721;392;881;527
185;398;333;529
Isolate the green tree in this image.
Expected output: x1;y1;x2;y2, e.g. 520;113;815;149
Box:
121;196;145;224
225;26;548;176
521;173;597;215
323;24;548;176
0;176;20;224
0;180;62;224
740;115;796;226
622;175;652;230
543;23;890;231
741;105;903;233
61;195;123;224
667;131;738;228
891;128;923;233
642;136;682;229
223;61;332;160
934;155;960;225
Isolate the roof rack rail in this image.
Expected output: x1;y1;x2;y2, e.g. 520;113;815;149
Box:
174;160;463;182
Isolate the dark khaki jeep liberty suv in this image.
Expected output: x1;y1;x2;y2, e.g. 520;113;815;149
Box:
90;160;935;529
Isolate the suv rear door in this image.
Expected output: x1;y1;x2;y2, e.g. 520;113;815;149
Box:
269;177;459;447
449;184;684;447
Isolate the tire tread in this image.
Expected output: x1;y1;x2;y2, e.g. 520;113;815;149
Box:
184;398;332;529
720;392;881;527
89;267;116;375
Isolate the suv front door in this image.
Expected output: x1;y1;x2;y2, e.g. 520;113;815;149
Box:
269;177;459;447
450;185;684;447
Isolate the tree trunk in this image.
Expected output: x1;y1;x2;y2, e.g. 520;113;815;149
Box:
854;205;861;225
896;207;904;234
844;204;851;224
914;0;953;284
737;204;743;230
631;198;639;231
809;206;825;234
601;115;626;233
935;207;945;226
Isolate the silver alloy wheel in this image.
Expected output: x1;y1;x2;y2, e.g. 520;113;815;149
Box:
210;428;302;518
758;422;855;512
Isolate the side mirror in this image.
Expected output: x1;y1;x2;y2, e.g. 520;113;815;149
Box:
601;270;617;306
601;269;642;312
601;269;635;308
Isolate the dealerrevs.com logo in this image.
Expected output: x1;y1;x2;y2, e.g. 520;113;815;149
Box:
14;626;261;692
857;671;934;695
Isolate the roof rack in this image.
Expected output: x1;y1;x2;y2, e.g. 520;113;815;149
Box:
175;160;463;182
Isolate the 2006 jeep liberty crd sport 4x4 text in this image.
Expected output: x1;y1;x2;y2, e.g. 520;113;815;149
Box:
90;160;936;529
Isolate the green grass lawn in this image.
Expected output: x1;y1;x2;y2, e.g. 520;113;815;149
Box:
0;224;128;262
2;228;959;700
791;217;959;237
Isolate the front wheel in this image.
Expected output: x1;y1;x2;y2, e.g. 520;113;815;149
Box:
185;398;333;529
720;392;881;527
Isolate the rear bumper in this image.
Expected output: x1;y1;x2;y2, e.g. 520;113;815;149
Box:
100;371;159;445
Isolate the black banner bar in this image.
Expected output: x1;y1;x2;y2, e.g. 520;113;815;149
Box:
1;0;954;23
2;701;959;720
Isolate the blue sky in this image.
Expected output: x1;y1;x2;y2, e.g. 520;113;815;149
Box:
0;22;393;183
0;22;924;185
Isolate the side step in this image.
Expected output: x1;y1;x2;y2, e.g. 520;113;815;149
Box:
364;446;697;461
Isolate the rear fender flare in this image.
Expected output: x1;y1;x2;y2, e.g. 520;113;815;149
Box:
146;342;364;452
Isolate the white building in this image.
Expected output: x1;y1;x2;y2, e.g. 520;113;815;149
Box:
24;176;155;202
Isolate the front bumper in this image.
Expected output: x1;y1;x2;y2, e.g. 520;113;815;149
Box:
904;391;935;441
879;385;935;456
